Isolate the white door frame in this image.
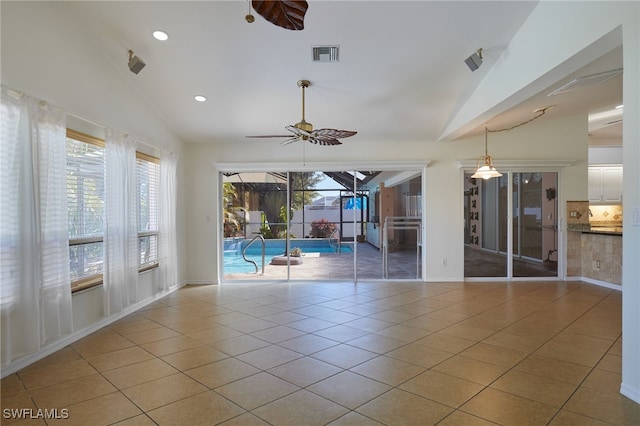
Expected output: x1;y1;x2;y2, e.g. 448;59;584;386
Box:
215;161;431;283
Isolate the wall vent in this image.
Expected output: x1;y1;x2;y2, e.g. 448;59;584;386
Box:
312;46;339;62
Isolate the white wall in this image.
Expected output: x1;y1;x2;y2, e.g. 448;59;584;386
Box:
621;3;640;403
184;144;220;284
184;112;587;284
1;1;187;373
589;146;623;164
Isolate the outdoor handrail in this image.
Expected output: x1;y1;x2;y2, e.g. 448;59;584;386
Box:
242;234;265;274
328;226;341;254
382;216;421;279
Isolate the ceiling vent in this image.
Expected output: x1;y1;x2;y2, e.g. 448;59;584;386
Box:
312;46;339;63
547;68;622;97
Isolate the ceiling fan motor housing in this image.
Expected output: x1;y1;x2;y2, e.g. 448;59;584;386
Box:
295;119;313;134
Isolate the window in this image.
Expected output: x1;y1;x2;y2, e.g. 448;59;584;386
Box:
66;129;161;291
66;129;105;291
136;153;160;270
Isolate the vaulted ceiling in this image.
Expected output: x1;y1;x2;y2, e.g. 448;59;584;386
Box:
56;1;622;146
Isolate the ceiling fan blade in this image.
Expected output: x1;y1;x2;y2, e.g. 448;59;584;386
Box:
251;0;308;31
309;136;342;146
247;125;298;139
245;135;292;138
280;137;301;146
284;125;303;135
312;128;358;139
285;124;313;140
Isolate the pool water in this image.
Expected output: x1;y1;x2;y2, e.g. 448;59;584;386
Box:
223;239;351;275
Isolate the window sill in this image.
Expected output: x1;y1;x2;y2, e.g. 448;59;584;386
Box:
71;276;103;293
139;263;159;273
70;264;159;293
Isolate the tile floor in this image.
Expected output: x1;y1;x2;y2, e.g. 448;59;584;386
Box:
2;280;640;425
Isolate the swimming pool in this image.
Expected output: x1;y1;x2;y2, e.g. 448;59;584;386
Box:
223;238;352;275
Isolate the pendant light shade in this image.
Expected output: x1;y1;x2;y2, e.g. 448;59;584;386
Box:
470;107;550;180
471;126;502;180
471;160;502;180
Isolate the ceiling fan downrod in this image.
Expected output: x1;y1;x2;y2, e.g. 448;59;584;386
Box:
295;80;313;136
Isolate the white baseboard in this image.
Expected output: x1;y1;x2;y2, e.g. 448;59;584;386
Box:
1;282;186;378
430;277;473;282
564;276;583;281
185;280;218;285
621;383;640;404
580;276;622;291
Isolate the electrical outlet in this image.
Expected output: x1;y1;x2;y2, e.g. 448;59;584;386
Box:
441;258;447;266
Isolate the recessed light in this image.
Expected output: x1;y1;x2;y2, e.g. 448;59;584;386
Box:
152;30;169;41
194;95;207;102
615;104;624;109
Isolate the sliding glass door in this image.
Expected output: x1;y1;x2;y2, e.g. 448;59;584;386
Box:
464;171;558;279
464;173;508;277
221;167;425;282
359;175;422;280
222;171;289;279
288;171;355;281
512;172;558;277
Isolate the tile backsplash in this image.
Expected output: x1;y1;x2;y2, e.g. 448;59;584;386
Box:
589;205;623;227
567;201;590;225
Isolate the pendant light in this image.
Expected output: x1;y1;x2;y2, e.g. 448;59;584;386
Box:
471;126;502;180
471;106;551;180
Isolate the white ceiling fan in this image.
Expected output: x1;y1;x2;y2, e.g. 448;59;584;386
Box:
247;80;357;146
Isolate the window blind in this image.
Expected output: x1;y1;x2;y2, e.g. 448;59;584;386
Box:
136;154;160;268
66;134;105;282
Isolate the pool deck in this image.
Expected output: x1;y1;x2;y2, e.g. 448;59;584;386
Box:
225;242;422;281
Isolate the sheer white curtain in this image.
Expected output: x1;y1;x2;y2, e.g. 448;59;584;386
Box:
159;150;178;291
1;87;73;367
104;130;138;316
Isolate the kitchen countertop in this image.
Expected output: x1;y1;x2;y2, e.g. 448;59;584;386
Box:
584;227;622;236
567;224;622;235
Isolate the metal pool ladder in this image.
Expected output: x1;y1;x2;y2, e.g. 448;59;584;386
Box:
242;234;265;274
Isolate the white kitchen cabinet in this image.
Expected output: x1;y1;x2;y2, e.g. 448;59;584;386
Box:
588;166;623;204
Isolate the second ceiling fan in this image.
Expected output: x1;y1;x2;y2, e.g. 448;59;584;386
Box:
247;80;357;146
